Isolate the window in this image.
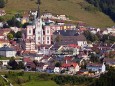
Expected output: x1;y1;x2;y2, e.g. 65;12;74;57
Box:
43;37;44;40
38;37;40;40
47;41;49;44
47;30;49;34
29;30;31;33
47;37;49;40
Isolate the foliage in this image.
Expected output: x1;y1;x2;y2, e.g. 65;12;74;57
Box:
18;61;25;69
16;77;28;84
7;33;14;40
55;62;61;67
52;75;92;85
15;31;22;38
8;57;18;70
86;0;115;21
90;68;115;86
83;30;98;42
8;57;24;70
0;0;5;8
7;16;22;28
89;53;100;63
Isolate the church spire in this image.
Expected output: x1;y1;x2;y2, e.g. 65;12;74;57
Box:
37;0;41;18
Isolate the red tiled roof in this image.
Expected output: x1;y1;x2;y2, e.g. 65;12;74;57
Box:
68;44;80;48
62;62;78;68
23;58;32;62
64;56;73;61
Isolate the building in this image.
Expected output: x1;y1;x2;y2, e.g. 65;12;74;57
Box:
86;63;106;73
0;45;16;57
53;30;87;46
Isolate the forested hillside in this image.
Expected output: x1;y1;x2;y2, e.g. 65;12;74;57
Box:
86;0;115;21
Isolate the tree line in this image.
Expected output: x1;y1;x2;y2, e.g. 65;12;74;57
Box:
86;0;115;21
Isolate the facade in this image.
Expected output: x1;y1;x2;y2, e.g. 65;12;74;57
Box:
86;63;106;73
0;45;16;57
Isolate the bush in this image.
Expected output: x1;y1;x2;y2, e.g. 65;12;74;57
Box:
15;77;27;84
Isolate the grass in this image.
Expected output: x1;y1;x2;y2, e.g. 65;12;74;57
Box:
4;72;58;86
22;80;58;86
0;0;115;27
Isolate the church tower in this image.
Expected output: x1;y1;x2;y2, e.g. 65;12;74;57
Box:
35;0;43;45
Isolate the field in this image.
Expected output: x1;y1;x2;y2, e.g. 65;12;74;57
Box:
0;71;59;86
0;0;115;27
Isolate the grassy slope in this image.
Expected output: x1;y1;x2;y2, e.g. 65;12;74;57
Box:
1;0;115;27
22;80;58;86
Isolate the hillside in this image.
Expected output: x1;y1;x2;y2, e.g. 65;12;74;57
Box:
1;0;115;27
86;0;115;21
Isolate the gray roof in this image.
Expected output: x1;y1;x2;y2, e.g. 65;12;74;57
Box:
53;30;79;36
0;45;15;51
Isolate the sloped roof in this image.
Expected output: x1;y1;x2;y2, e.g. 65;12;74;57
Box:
53;30;78;36
0;45;15;51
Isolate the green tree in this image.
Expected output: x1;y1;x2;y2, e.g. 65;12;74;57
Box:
15;31;22;38
0;0;5;8
18;61;25;69
7;33;14;40
55;62;61;67
7;16;22;28
8;57;18;70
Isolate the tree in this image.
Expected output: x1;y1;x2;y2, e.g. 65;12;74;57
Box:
7;16;22;28
89;53;99;63
0;0;5;8
15;31;22;38
18;61;25;69
0;61;3;68
8;57;18;70
7;33;14;40
83;30;99;42
55;35;62;43
55;62;61;67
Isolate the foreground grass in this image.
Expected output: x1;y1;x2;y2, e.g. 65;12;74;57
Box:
0;0;114;27
22;80;58;86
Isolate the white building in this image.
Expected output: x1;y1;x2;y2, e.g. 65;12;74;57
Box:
0;45;16;57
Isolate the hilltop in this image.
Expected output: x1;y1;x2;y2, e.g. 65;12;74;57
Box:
1;0;115;27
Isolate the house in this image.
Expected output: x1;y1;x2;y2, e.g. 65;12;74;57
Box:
26;61;36;71
61;62;80;74
0;39;10;47
54;67;60;73
86;63;106;73
46;65;55;73
38;45;52;55
0;45;16;57
36;63;48;72
0;10;6;16
103;58;115;67
40;56;53;63
23;57;32;65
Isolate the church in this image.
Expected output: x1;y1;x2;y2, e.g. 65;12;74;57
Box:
24;2;51;52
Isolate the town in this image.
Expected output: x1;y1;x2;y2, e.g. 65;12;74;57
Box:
0;8;115;78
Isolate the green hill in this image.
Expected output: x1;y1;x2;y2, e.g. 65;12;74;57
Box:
1;0;115;27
